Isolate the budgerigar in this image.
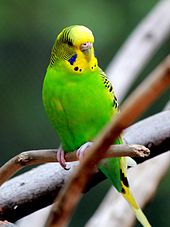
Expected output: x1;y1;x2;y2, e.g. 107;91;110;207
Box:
42;25;151;227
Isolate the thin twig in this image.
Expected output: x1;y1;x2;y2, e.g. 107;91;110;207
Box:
45;56;170;227
0;144;149;186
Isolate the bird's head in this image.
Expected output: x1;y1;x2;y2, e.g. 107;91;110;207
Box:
50;25;98;73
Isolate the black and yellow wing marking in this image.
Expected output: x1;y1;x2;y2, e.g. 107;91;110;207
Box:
99;68;118;109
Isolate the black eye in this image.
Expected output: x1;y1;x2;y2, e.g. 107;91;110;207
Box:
68;41;73;46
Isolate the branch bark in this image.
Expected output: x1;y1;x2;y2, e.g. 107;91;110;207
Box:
45;57;170;227
0;110;169;222
0;221;17;227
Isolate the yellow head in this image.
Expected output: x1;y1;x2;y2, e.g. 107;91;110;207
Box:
50;25;98;73
59;25;94;47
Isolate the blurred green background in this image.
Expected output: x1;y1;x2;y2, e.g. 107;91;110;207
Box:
0;0;169;226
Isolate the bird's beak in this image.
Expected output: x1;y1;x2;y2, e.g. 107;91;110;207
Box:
80;42;93;52
80;42;93;62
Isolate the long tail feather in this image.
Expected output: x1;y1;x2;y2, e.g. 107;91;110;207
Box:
120;158;151;227
122;186;151;227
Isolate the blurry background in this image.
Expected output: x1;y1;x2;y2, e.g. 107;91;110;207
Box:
0;0;169;226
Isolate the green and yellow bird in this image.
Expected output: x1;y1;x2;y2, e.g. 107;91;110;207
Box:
42;25;151;227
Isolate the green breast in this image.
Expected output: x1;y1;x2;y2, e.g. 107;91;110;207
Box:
43;64;122;191
42;65;116;152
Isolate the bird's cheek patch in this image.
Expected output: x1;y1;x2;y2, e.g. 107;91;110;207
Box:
68;54;77;65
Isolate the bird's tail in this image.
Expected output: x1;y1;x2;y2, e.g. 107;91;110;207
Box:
120;158;151;227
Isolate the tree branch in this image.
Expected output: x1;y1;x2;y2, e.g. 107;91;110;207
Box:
0;110;169;222
106;0;170;101
45;56;170;227
0;144;150;187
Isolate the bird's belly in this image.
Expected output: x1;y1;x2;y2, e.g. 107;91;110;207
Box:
54;83;114;152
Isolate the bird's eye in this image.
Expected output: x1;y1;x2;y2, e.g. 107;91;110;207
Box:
68;41;73;46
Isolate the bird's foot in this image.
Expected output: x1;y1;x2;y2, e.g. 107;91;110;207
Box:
57;147;70;170
76;142;93;160
77;142;98;173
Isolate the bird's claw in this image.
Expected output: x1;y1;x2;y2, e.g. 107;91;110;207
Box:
76;142;92;160
57;147;70;170
57;142;93;169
